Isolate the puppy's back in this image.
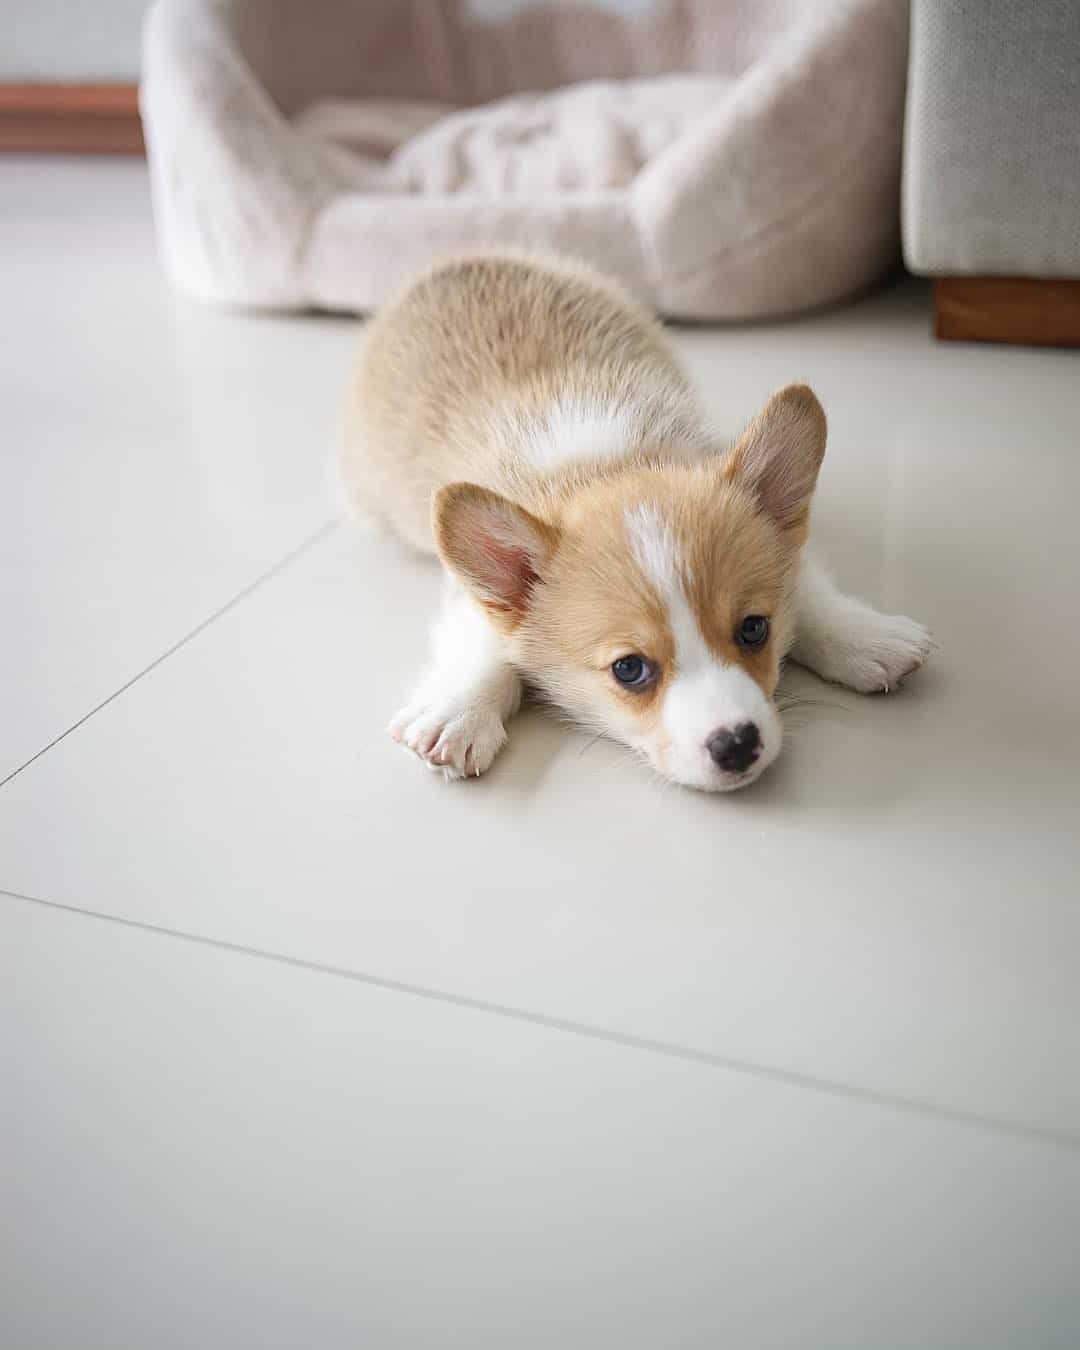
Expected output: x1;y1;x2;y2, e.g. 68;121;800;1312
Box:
341;253;691;552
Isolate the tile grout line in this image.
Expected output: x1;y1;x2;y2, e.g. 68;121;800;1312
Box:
3;885;1076;1154
0;520;341;791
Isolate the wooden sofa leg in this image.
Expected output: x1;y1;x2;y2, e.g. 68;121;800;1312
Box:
934;277;1080;348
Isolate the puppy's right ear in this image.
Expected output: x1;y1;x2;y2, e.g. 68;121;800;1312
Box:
434;483;559;627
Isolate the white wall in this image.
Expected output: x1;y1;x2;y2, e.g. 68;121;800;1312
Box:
0;0;652;82
2;0;152;81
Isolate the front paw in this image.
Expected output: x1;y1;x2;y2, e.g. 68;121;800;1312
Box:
809;610;934;694
387;698;508;780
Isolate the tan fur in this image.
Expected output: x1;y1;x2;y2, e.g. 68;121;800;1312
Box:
343;252;707;552
344;252;829;785
508;467;795;742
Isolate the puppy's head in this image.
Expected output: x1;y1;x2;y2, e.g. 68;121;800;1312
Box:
435;384;826;791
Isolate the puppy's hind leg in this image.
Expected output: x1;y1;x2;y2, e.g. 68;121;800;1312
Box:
388;579;522;779
791;552;933;693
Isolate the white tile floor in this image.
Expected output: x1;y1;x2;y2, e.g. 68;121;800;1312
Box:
3;158;1079;1348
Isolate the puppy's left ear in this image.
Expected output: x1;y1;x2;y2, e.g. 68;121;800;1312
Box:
723;384;827;533
434;482;559;627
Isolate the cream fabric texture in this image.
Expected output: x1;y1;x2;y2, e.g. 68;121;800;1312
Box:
902;0;1080;278
141;0;909;319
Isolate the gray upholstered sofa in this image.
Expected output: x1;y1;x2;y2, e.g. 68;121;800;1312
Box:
903;0;1080;344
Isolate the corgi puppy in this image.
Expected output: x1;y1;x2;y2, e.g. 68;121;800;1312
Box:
342;253;932;791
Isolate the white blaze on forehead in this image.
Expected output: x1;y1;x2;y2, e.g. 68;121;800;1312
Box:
623;501;777;768
624;501;710;669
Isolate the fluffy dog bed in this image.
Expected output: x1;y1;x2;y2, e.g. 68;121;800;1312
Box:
141;0;908;320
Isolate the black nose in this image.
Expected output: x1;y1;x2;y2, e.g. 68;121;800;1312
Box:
707;722;761;774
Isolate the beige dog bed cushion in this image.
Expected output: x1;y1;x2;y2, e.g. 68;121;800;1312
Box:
142;0;908;321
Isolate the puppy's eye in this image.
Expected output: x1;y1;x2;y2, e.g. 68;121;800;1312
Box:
736;615;770;648
611;654;656;688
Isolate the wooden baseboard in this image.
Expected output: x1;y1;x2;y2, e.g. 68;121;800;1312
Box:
934;277;1080;349
0;83;143;154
